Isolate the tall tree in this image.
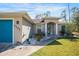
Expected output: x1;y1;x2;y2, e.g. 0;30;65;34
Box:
61;9;67;21
68;3;71;22
71;7;79;32
35;14;42;19
35;11;51;19
61;9;68;34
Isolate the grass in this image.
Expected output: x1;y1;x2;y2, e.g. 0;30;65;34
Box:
32;38;79;56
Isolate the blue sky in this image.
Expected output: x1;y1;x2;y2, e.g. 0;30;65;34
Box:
0;3;79;19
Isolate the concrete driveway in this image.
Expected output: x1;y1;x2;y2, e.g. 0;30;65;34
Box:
0;36;56;56
0;45;44;56
0;43;12;53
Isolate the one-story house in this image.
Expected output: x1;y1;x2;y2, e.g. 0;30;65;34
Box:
0;12;64;44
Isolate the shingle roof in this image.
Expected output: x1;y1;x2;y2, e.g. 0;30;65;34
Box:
42;17;60;20
0;11;34;24
33;19;43;23
33;17;60;23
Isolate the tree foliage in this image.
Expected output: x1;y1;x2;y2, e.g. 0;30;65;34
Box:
35;11;51;19
61;6;79;33
71;7;79;32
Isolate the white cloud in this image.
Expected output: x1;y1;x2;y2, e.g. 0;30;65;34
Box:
27;6;66;19
34;6;66;12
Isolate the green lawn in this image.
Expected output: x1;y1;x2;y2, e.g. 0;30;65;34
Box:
32;38;79;56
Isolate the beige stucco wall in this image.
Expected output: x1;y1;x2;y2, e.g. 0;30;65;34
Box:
14;17;22;43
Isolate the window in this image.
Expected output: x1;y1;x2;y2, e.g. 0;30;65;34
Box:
36;24;41;33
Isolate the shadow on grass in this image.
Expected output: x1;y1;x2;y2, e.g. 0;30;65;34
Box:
57;36;79;39
47;40;62;45
57;36;79;42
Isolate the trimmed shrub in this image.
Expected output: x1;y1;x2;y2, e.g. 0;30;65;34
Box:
34;33;43;41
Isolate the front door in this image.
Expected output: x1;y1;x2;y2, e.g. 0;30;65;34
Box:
47;23;55;35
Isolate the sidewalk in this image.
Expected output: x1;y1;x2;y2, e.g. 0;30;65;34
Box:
0;36;56;56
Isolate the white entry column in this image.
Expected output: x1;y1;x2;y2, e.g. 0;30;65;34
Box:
45;23;47;37
56;23;58;35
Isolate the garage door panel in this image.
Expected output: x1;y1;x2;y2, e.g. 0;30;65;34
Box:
0;20;13;43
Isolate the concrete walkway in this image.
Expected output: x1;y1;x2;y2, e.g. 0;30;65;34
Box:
0;36;56;56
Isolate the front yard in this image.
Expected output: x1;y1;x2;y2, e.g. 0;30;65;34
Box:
32;38;79;56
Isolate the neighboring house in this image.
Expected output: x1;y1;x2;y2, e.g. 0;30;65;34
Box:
0;12;64;44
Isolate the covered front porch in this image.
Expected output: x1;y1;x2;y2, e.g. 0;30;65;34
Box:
35;22;59;37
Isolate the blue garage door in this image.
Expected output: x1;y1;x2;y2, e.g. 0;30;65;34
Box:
0;20;13;43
